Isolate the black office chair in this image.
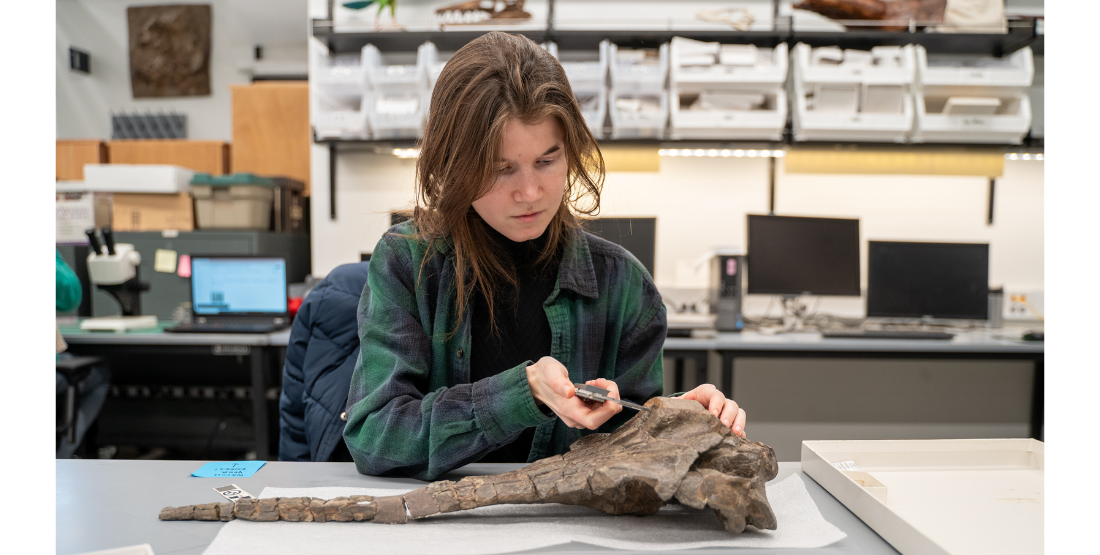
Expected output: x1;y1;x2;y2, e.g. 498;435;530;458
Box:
56;356;109;458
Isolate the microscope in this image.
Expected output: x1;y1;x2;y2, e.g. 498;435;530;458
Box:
79;227;157;332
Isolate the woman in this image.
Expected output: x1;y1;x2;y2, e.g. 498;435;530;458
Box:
343;31;747;480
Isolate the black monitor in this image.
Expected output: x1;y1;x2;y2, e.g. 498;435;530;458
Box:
867;241;989;320
583;217;656;276
746;214;861;296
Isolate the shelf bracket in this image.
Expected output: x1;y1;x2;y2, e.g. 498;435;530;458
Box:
329;142;337;220
987;178;995;225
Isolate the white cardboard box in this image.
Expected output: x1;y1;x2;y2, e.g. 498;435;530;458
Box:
56;190;112;245
83;164;195;193
802;438;1043;555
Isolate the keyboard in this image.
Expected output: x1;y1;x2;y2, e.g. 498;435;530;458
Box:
820;330;955;340
165;322;287;334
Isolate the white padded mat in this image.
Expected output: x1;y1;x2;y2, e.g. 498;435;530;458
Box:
203;474;845;554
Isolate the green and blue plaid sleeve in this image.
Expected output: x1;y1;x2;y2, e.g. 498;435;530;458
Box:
342;231;554;481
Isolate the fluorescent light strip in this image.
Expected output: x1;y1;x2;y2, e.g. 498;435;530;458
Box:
657;149;786;158
391;148;421;159
1005;152;1043;161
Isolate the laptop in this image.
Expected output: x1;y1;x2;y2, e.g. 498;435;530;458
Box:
165;256;290;334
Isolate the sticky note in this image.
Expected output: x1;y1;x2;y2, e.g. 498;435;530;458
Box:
154;249;178;273
191;461;266;478
177;254;191;278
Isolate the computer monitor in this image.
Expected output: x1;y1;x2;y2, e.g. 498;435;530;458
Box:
583;217;657;276
746;214;861;296
867;241;989;320
190;257;288;315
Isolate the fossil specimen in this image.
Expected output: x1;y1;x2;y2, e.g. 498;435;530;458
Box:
793;0;947;32
160;397;779;533
435;0;532;26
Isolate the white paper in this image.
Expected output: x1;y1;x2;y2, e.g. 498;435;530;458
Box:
203;474;846;554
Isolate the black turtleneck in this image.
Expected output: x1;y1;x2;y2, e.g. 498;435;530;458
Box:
470;219;560;463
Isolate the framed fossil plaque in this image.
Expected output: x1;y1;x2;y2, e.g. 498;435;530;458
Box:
127;4;212;98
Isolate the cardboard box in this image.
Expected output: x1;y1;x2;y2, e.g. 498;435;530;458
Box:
111;193;195;232
84;164;195;193
57;140;107;180
56;191;112;244
107;140;231;175
802;438;1043;555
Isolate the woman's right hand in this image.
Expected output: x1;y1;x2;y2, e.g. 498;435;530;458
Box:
526;356;622;430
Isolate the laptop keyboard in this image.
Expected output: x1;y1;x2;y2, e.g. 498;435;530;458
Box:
166;322;285;334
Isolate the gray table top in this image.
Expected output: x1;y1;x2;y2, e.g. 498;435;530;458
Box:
664;329;1044;354
61;321;1038;355
58;321;291;347
56;459;897;555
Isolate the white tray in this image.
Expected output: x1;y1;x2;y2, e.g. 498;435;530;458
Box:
802;438;1043;555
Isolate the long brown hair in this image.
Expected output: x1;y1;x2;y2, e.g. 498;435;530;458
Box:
412;31;604;335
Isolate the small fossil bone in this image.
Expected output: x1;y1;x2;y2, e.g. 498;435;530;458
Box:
160;397;779;533
434;0;532;26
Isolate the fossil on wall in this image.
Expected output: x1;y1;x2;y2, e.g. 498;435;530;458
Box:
127;4;212;98
160;397;779;534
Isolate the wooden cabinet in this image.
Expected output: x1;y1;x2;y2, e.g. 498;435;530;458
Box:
107;140;231;175
231;82;311;195
56;140;107;180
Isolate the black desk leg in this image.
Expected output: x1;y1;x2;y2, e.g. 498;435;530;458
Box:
250;349;270;460
1030;356;1044;441
693;352;708;393
720;352;736;399
675;357;686;393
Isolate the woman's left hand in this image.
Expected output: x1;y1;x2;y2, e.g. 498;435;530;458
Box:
681;384;747;437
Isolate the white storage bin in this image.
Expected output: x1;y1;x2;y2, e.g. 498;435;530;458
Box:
792;79;913;142
544;41;609;138
192;185;274;230
314;91;371;140
794;43;916;86
608;42;669;94
369;94;426;139
363;44;428;92
791;43;916;142
917;45;1034;93
912;91;1032;144
312;46;369;105
670;89;787;140
83;165;195;193
670;38;787;92
362;43;433;138
312;44;372;140
609;91;668;139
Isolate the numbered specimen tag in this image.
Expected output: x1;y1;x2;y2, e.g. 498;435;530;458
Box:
214;484;255;502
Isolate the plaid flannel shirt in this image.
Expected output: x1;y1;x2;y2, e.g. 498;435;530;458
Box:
343;220;667;480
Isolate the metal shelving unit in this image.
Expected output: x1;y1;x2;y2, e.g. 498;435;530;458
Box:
310;3;1043;219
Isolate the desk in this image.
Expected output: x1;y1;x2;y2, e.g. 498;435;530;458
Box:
60;322;292;459
56;459;898;555
664;330;1045;439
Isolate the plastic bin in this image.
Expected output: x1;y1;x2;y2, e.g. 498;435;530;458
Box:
312;44;372;140
912;91;1032;144
791;43;916;142
670;89;787;140
609;91;668;139
917;45;1034;93
543;41;609;138
362;44;431;138
190;174;277;230
670;38;787;92
608;42;669;93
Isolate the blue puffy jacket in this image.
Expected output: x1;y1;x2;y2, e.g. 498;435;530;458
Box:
278;261;369;461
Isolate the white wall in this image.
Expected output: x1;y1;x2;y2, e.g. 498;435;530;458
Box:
56;0;308;141
310;149;1044;317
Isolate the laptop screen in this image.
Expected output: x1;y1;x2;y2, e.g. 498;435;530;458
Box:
191;257;288;315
